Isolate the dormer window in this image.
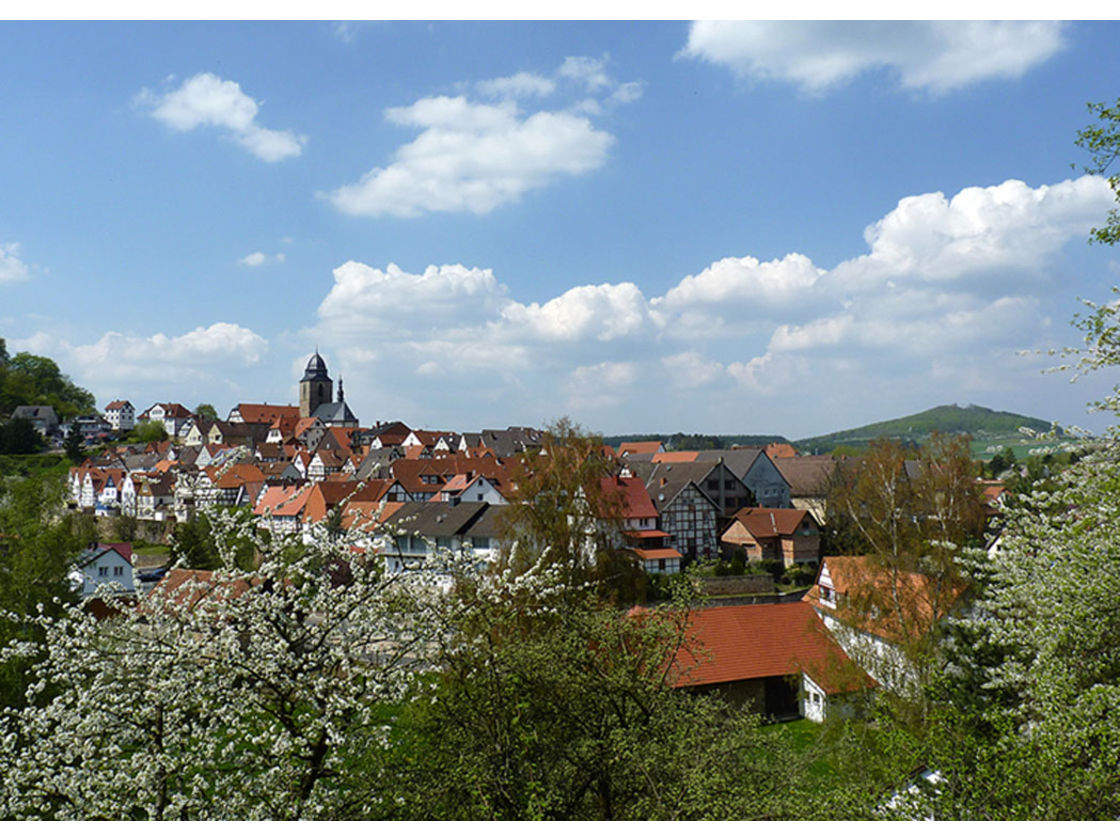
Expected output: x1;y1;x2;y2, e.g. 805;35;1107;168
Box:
820;585;836;608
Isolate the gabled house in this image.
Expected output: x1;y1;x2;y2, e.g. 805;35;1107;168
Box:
437;472;508;505
382;501;500;572
637;463;722;565
692;448;792;509
804;556;969;697
12;405;59;436
308;449;347;482
103;400;135;432
138;403;194;439
671;601;875;722
721;508;821;568
253;484;315;534
73;543;136;598
135;474;175;521
599;475;682;575
228;403;300;426
639;457;757;517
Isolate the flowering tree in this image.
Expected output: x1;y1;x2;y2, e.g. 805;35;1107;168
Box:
0;510;447;819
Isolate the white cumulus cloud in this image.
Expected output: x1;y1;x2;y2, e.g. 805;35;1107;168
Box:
503;282;650;341
15;322;268;410
682;21;1066;94
141;72;306;162
239;251;286;267
476;72;556;99
841;176;1113;282
327;57;642;219
317;261;510;339
559;55;613;91
326;96;612;217
0;242;30;285
305;174;1109;435
655;253;825;310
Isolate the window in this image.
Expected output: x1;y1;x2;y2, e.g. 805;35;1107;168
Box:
98;566;108;577
113;566;123;577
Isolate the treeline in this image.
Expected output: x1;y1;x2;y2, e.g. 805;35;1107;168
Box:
0;337;95;419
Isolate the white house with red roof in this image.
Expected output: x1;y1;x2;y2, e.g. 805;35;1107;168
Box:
103;400;135;432
139;402;195;438
73;543;136;598
804;556;970;697
438;473;508;505
671;601;875;722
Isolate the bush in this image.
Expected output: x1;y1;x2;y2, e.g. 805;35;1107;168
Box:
780;565;818;587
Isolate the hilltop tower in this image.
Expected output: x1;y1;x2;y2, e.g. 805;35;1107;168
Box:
300;351;332;419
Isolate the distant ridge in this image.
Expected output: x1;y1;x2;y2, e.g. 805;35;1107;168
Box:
601;433;790;451
794;404;1057;454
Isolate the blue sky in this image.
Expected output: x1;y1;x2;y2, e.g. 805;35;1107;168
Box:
3;20;1120;439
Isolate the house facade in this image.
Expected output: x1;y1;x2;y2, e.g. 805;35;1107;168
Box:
721;508;821;567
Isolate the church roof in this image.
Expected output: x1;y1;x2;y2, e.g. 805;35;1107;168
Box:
312;401;358;425
301;351;330;382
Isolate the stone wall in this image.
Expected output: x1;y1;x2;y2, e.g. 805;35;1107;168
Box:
698;574;774;596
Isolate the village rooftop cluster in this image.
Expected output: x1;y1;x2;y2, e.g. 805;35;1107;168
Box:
51;351;1006;724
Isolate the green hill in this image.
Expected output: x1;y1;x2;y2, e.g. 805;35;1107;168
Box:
794;404;1058;454
601;433;790;451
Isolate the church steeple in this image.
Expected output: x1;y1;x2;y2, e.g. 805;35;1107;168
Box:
300;351;332;419
337;378;344;403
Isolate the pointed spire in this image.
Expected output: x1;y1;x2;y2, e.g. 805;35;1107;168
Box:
337;378;344;403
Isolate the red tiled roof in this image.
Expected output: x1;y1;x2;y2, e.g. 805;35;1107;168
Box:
598;475;658;520
104;400;131;410
234;403;300;425
729;507;813;539
619;441;663;456
208;463;266;489
765;443;798;459
628;547;681;561
673;602;874;695
99;542;133;562
651;451;700;463
294;417;321;438
253;484;312;517
340;500;404;532
624;529;671;539
804;555;969;646
147;568;258;611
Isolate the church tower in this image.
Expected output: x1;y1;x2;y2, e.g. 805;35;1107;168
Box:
300;351;332;419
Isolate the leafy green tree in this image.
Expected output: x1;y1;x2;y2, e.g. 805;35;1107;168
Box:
497;418;626;590
0;417;42;455
397;570;813;820
63;423;85;463
170;511;255;572
195;403;218;421
131;419;168;443
0;475;96;709
0;352;94;418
